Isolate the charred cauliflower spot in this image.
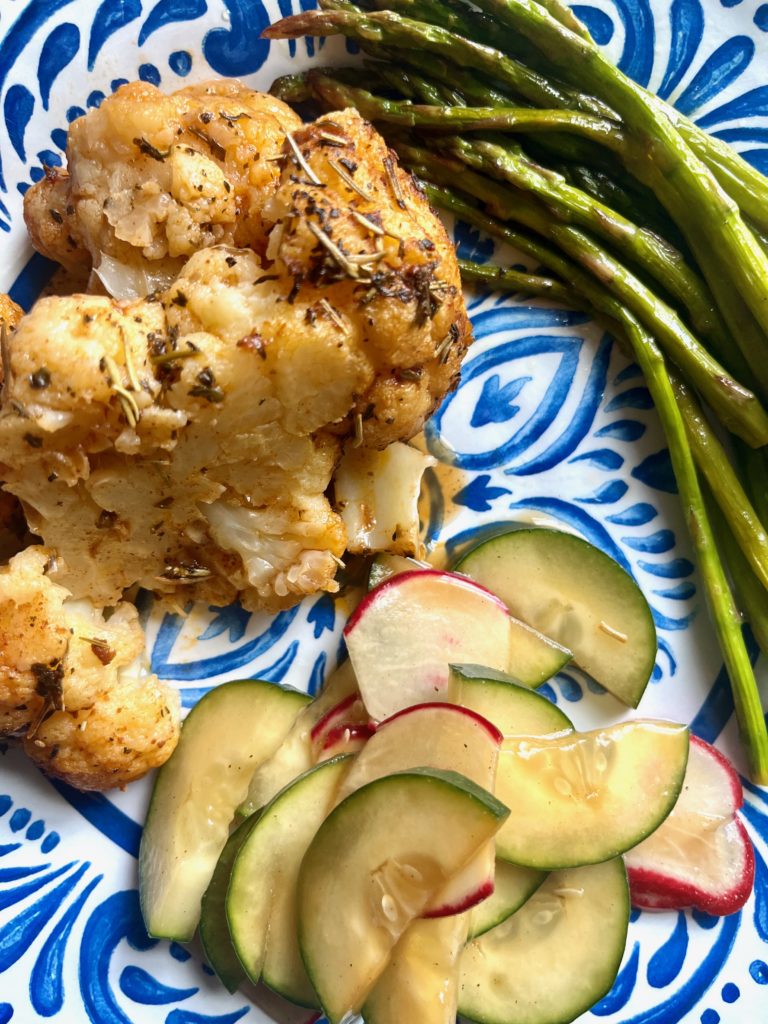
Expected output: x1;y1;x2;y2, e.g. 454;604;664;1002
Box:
0;546;179;789
23;79;302;296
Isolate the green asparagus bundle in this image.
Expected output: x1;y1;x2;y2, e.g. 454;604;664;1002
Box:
264;1;768;782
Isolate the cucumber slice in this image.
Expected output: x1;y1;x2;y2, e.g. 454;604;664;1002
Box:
458;859;629;1024
495;720;689;869
200;815;257;992
364;915;469;1024
237;659;357;819
334;702;502;919
227;755;351;1005
457;528;656;707
139;679;309;941
452;665;573;736
468;860;547;939
298;769;510;1023
504;617;572;688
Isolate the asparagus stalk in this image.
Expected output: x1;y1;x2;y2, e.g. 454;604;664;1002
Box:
641;169;768;404
735;442;768;531
669;115;768;237
386;50;688;248
671;377;768;592
462;0;768;342
399;143;768;446
457;258;583;307
710;499;768;659
263;8;616;117
269;72;313;104
438;181;768;782
306;71;622;143
621;315;768;785
533;0;592;39
443;135;731;354
355;0;768;232
424;182;602;299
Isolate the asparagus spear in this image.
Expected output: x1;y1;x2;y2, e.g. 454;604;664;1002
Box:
460;0;768;342
710;498;768;659
736;442;768;532
425;182;603;299
620;314;768;785
371;49;687;247
398;143;768;446
667;114;768;237
269;72;313;104
263;8;616;117
306;70;622;143
435;183;768;782
354;0;768;232
533;0;592;39
444;135;731;353
354;0;768;356
671;377;768;592
457;258;582;306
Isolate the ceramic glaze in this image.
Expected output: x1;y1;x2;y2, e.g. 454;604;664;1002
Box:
0;1;767;1021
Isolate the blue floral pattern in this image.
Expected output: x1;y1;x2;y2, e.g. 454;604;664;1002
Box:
0;0;767;1020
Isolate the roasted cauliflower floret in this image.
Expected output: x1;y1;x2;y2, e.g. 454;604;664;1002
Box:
266;107;471;448
0;251;348;610
3;100;471;615
23;79;301;295
0;546;180;789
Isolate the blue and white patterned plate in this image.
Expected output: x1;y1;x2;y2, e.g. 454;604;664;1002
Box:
1;2;767;1022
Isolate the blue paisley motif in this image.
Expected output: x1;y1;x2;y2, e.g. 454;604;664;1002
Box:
571;5;616;43
425;332;587;470
139;0;208;45
4;85;34;161
79;891;156;1024
611;0;656;86
38;23;80;109
119;965;198;1004
512;334;614;475
30;875;103;1017
658;0;704;99
593;943;641;1015
203;0;271;76
695;84;768;127
646;913;689;988
150;605;299;680
675;35;755;115
88;0;142;71
617;914;741;1024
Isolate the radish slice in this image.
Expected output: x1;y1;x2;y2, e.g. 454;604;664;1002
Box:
310;692;371;756
625;735;755;915
319;722;376;759
344;569;512;721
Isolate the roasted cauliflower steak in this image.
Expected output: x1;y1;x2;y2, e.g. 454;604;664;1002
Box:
1;104;471;615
